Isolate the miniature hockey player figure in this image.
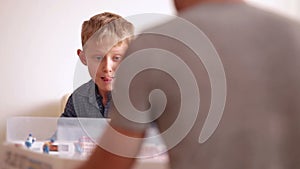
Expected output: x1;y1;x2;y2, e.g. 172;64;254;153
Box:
25;133;36;148
42;138;55;154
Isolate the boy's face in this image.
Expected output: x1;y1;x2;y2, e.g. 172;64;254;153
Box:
79;40;129;96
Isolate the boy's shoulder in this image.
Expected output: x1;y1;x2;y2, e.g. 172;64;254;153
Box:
73;80;95;97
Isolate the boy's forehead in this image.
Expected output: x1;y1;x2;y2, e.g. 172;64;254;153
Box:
84;38;115;53
84;38;127;55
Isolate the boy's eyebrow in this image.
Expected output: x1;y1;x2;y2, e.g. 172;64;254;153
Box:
90;52;104;57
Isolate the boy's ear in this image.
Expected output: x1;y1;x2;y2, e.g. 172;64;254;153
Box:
77;49;87;65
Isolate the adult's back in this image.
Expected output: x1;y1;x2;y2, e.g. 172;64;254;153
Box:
166;3;300;169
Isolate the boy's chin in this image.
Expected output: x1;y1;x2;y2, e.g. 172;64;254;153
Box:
98;87;113;93
95;81;112;89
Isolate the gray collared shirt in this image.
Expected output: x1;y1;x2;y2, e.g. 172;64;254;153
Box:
60;80;111;118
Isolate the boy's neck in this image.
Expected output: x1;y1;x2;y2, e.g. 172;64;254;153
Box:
99;90;110;106
102;95;108;106
95;84;110;106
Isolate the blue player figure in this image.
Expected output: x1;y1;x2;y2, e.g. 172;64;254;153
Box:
25;133;36;148
42;138;55;154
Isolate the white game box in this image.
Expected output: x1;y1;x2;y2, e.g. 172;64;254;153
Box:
1;117;169;169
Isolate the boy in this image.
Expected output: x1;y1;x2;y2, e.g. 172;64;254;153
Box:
60;12;134;118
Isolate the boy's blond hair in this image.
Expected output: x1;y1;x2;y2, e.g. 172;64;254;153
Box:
81;12;134;48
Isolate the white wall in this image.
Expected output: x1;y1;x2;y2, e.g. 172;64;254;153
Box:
0;0;175;147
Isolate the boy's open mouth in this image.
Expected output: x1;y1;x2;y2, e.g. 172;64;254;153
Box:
101;77;114;82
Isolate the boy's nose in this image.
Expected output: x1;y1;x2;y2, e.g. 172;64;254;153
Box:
102;58;113;73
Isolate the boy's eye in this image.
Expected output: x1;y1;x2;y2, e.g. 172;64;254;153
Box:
95;56;103;61
113;55;122;61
